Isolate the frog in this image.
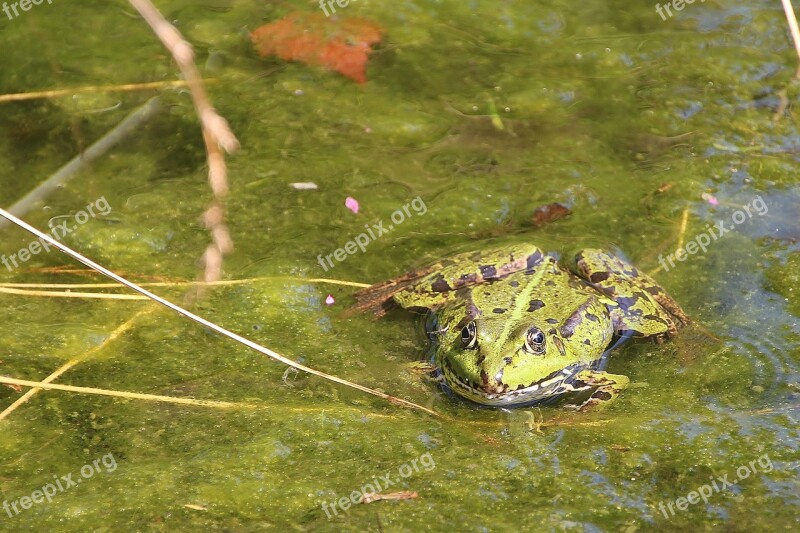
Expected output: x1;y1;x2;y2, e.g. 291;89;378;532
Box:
353;244;689;409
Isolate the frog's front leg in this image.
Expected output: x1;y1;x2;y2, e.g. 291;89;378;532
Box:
573;249;689;340
565;370;630;410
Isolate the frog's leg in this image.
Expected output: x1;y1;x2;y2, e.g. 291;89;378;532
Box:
573;249;689;340
564;369;629;410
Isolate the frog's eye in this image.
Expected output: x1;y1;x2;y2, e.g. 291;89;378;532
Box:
523;327;546;355
460;322;478;350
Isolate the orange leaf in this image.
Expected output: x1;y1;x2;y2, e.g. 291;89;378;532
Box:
251;12;383;84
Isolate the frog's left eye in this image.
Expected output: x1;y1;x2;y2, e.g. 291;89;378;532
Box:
523;327;546;355
460;321;478;350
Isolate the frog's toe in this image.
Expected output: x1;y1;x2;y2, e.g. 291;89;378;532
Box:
565;370;629;411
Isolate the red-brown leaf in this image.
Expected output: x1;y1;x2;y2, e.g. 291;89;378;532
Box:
251;12;382;84
531;203;572;227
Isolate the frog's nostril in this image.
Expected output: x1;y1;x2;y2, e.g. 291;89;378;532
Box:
493;368;504;385
479;368;506;394
552;336;567;356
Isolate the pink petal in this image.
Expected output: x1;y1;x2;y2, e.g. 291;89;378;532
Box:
345;196;360;214
325;294;335;305
702;193;719;206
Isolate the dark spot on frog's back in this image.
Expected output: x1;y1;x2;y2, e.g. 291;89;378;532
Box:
590;272;610;283
546;318;558;324
528;299;545;312
644;313;667;324
526;250;544;272
431;277;451;292
614;295;638;309
585;312;600;323
492;308;507;314
509;280;519;288
479;265;497;279
593;390;612;401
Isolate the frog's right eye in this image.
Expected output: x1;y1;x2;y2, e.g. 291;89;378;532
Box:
523;327;546;355
460;321;478;350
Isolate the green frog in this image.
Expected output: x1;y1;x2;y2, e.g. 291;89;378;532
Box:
353;244;689;409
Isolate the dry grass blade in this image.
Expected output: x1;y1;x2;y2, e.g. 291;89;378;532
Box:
0;208;438;418
674;206;690;253
782;0;800;72
0;80;213;103
0;277;370;290
0;287;148;299
0;306;156;420
0;376;255;410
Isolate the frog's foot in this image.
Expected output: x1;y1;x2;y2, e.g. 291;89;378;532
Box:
405;361;443;383
574;249;689;340
564;370;629;411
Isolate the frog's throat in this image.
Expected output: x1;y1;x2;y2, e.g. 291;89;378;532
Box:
440;360;592;407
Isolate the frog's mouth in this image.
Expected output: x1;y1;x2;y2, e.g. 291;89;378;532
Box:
440;360;590;407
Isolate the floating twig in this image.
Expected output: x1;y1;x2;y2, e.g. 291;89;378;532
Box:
0;97;161;231
129;0;239;283
361;491;419;504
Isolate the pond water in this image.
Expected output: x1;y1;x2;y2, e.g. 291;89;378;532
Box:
0;0;798;531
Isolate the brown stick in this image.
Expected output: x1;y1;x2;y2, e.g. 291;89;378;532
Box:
128;0;239;282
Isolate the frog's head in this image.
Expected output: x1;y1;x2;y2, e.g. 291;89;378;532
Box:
433;301;613;406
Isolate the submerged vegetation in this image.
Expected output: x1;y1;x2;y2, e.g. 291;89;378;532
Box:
0;0;798;530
